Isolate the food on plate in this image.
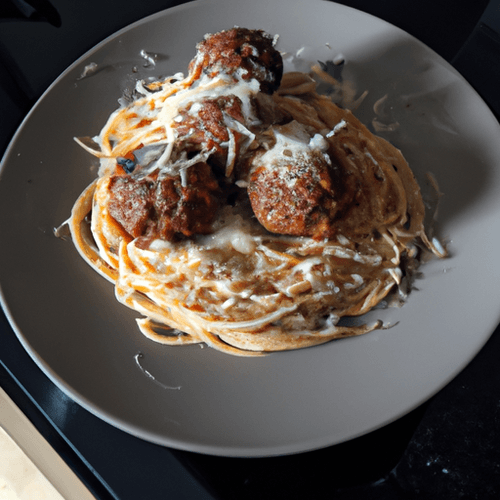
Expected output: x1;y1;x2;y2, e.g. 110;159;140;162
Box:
69;27;447;356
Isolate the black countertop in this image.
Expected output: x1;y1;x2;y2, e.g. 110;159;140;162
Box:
1;1;500;498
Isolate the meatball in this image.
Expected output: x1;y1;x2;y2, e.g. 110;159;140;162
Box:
173;95;246;169
188;27;283;94
248;151;340;240
106;162;220;242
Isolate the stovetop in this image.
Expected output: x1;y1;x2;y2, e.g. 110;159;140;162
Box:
1;1;500;498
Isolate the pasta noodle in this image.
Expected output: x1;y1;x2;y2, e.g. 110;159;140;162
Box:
69;28;446;356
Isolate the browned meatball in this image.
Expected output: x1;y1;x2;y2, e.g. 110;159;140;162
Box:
106;162;220;242
188;27;283;94
173;95;246;167
248;152;341;240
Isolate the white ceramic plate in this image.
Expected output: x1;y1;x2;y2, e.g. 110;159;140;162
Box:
1;0;500;457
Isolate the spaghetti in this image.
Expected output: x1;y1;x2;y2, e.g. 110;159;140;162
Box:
69;28;446;356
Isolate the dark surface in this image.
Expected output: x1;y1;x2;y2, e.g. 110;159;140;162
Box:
1;0;500;498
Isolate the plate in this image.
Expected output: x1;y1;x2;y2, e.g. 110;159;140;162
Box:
1;0;500;457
